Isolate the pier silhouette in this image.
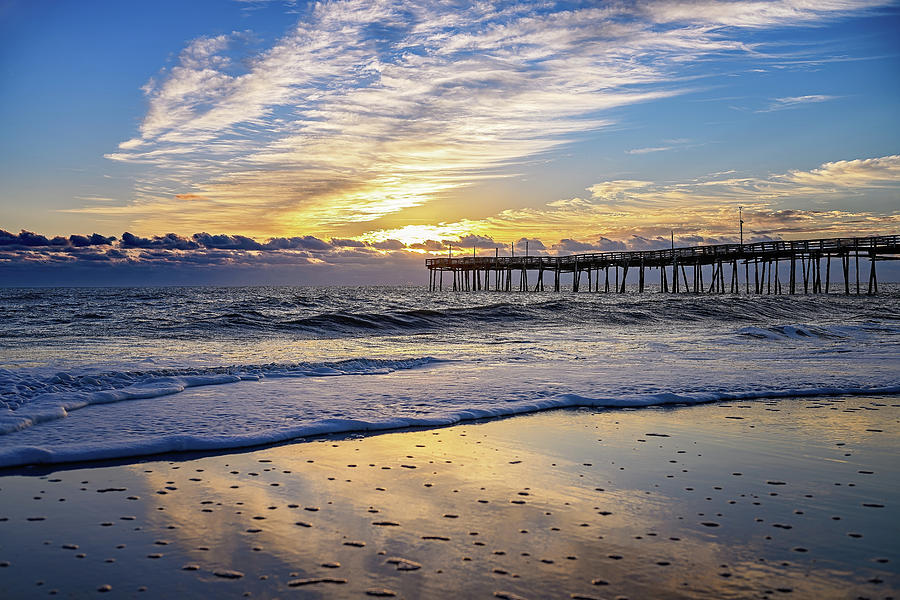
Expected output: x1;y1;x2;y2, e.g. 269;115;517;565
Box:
426;235;900;294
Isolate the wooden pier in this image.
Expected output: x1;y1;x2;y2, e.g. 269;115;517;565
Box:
426;234;900;294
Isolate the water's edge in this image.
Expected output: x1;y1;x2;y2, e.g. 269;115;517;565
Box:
2;385;898;470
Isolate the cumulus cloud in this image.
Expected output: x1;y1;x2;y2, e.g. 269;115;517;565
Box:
192;232;264;250
369;239;406;251
330;238;367;248
120;232;200;250
456;234;503;250
408;239;446;251
551;238;610;254
7;231;63;247
595;237;629;251
69;233;116;247
514;237;547;254
0;230;113;248
264;236;332;251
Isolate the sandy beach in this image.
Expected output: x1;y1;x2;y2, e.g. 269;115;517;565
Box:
1;394;897;599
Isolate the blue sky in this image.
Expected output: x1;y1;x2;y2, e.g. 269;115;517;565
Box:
0;0;898;284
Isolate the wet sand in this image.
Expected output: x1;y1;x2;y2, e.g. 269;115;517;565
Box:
0;394;897;599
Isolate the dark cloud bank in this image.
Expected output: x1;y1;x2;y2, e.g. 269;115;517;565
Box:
3;228;895;286
1;229;428;286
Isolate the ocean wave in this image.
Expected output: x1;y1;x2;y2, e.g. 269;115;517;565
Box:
738;322;900;340
2;287;899;340
1;383;897;469
183;302;528;334
0;357;442;435
171;299;860;335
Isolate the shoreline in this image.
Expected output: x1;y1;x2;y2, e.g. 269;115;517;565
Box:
4;383;900;471
1;395;897;598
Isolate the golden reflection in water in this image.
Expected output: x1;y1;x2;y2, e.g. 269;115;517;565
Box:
116;395;898;598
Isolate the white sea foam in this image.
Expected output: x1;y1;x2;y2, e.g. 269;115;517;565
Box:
0;381;897;469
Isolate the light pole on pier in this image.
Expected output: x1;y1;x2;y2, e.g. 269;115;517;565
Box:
740;206;749;294
671;230;676;293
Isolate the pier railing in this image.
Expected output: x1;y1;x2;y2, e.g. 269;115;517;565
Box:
425;234;899;295
426;235;900;269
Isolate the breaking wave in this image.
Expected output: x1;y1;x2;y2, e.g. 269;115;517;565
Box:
0;357;442;435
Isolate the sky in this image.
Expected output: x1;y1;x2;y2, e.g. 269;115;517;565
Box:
0;0;898;285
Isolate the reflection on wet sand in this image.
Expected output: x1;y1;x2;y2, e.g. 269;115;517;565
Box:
0;394;896;598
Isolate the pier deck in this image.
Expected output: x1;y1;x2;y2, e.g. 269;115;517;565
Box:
426;234;900;294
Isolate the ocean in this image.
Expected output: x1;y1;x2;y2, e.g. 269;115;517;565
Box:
1;285;898;469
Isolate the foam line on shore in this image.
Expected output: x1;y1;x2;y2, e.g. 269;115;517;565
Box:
1;383;898;469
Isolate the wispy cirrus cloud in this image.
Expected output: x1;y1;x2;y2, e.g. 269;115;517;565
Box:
637;0;886;28
759;94;839;112
76;0;890;238
626;138;699;155
627;146;677;155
